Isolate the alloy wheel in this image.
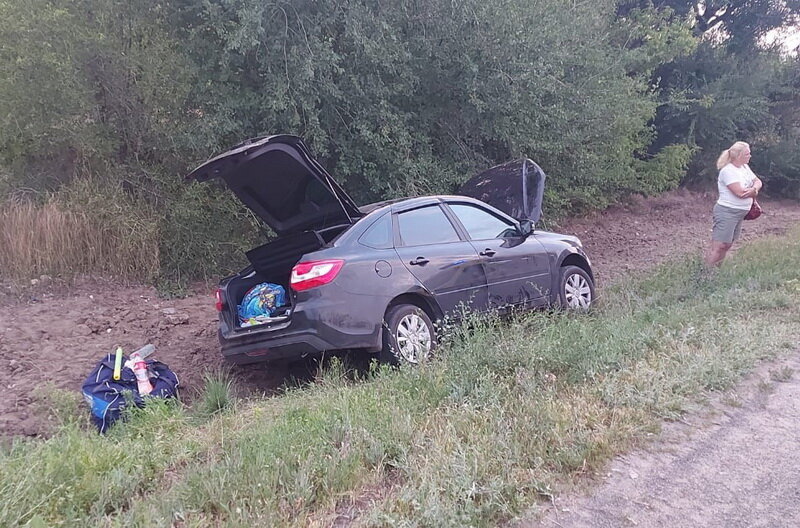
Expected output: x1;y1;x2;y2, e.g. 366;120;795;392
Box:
564;273;592;309
395;313;432;363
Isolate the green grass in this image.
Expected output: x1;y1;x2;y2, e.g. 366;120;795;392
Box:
194;370;238;418
2;229;800;527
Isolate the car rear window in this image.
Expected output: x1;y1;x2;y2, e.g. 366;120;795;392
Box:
397;205;460;246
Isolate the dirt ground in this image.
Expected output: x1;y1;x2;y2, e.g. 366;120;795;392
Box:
558;188;800;285
2;189;800;439
527;352;800;528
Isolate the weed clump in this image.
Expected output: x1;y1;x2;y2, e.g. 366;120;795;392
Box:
196;370;237;417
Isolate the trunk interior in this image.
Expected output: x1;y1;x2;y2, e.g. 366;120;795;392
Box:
226;225;350;331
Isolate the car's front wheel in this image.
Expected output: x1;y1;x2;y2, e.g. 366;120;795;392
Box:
557;265;594;310
380;304;436;365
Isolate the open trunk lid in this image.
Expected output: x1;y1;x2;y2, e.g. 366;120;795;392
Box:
186;135;362;235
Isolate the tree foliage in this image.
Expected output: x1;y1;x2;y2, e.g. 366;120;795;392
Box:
0;0;797;280
619;1;800;52
617;1;800;193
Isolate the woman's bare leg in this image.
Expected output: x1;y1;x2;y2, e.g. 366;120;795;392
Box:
705;240;732;267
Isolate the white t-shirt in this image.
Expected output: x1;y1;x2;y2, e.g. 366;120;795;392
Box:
717;163;756;210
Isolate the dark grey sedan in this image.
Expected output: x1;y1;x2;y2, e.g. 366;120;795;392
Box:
187;135;594;365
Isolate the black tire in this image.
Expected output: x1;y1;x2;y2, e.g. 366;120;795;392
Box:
379;304;437;365
556;265;594;310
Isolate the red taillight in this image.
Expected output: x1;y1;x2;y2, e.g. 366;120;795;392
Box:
214;289;224;312
290;259;345;292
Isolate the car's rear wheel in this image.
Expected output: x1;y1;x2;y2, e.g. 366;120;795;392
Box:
557;265;594;310
380;304;436;365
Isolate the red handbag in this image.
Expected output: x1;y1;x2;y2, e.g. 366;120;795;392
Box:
744;199;762;220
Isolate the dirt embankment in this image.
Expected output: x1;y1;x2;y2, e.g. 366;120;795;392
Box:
2;189;800;438
559;189;800;285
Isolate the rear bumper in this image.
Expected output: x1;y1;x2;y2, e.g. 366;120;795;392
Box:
219;329;342;364
218;286;388;364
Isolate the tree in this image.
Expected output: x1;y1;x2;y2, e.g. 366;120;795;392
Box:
0;0;741;280
618;1;800;52
618;1;800;191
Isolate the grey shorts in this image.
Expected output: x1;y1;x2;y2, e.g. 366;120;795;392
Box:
712;203;748;243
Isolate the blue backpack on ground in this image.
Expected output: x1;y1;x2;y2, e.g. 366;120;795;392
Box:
81;353;180;433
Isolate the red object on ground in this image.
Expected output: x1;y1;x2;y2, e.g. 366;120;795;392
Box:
131;353;153;395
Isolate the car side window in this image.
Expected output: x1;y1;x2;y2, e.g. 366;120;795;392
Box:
449;203;518;240
397;205;461;246
359;212;393;249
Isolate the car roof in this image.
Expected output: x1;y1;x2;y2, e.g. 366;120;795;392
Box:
337;194;519;248
356;195;514;224
358;197;408;214
359;195;489;213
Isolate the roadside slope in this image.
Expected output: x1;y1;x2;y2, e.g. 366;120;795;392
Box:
558;189;800;284
2;199;800;527
1;190;799;438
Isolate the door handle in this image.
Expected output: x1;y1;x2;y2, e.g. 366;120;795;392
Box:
479;249;496;257
410;256;429;266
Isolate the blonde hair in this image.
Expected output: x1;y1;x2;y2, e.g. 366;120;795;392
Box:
716;141;750;170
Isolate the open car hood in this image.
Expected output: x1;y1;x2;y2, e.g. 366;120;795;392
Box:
186;135;361;235
457;158;545;223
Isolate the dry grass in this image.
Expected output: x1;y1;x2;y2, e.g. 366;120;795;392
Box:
0;198;160;282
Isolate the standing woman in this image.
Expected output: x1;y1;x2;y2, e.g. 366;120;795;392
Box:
705;141;763;267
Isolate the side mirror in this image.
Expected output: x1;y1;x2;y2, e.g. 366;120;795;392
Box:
519;219;533;236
